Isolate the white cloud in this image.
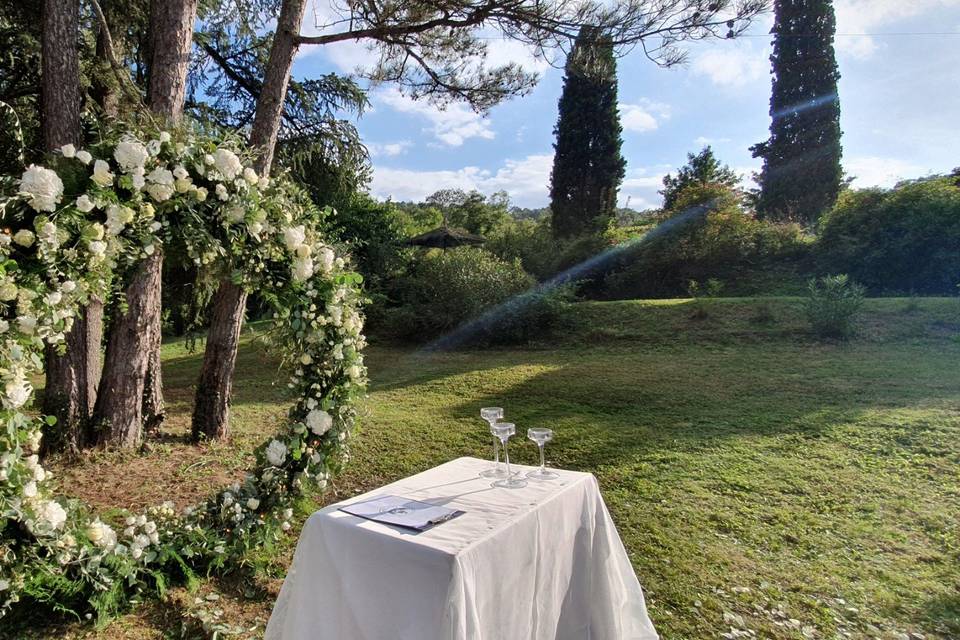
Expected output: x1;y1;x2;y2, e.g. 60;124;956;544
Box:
691;42;770;88
620;100;671;133
370;154;553;206
482;37;550;75
620;168;669;209
834;0;960;59
377;88;494;147
694;136;732;146
367;141;413;157
845;156;932;188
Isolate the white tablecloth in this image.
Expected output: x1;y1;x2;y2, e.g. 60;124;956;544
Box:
265;457;659;640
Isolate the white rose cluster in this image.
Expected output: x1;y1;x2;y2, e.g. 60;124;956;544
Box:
19;165;63;212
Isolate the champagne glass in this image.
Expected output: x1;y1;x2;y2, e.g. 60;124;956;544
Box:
479;407;507;479
526;428;558;480
491;423;527;489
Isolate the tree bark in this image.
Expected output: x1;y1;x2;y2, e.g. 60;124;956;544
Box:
94;252;162;447
191;282;246;440
191;0;307;441
40;0;104;453
95;0;197;447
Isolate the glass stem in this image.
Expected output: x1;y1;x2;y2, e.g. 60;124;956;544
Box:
493;436;500;464
502;439;511;478
539;443;545;473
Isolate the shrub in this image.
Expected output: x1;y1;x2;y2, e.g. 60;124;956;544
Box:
382;247;535;341
486;218;559;281
478;284;576;345
603;184;810;300
804;274;865;339
816;178;960;294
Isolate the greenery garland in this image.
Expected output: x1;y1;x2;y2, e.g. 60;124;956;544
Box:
0;122;366;620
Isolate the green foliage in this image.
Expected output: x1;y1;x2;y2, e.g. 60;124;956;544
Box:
751;0;843;224
549;26;625;238
425;189;510;235
816;178;960;294
603;184;810;299
382;247;534;341
804;274;865;339
660;146;741;211
485;217;559;280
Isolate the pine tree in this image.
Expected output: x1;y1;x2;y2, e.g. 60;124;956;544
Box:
549;27;626;239
660;146;740;211
751;0;842;224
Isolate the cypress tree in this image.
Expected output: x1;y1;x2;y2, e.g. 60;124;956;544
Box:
549;27;626;238
751;0;842;224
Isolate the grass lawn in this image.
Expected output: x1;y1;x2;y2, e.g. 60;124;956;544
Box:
10;297;960;639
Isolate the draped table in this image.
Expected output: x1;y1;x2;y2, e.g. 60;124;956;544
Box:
265;457;659;640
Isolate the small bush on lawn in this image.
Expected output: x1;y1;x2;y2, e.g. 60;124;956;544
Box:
816;177;960;294
804;274;865;339
382;247;535;341
477;284;576;345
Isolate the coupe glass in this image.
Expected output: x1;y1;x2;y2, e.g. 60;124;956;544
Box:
491;423;527;489
479;407;507;479
526;428;558;480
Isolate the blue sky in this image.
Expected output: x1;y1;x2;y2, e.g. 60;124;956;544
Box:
293;0;960;208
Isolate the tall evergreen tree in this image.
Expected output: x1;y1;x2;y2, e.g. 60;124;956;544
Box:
660;146;741;211
549;27;626;239
751;0;842;224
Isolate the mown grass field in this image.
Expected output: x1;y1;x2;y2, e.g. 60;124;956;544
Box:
11;297;960;639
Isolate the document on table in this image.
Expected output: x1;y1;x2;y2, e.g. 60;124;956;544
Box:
339;495;464;532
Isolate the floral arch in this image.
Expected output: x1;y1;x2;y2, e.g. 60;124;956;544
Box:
0;124;366;619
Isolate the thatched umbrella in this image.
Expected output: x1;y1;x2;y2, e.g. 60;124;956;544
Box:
404;225;486;250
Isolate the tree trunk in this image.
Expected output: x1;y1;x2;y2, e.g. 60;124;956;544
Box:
94;252;163;447
40;0;103;453
191;0;306;441
95;0;197;447
191;282;247;440
91;0;121;118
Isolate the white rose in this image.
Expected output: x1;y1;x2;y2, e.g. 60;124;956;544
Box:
243;167;258;184
174;177;191;193
17;315;37;335
215;183;229;201
76;194;95;212
113;139;149;170
88;240;107;256
45;291;62;305
13;229;35;247
265;439;287;466
19;165;63;212
194;186;208;201
146;167;174;185
92;159;114;186
146;183;174;202
283;225;306;251
131;173;146;190
61;280;76;293
60;143;76;158
173;165;188;179
23;480;37;497
75;150;92;164
146;140;161;155
37;500;67;530
159;131;171;143
292;256;314;282
329;305;342;326
305;409;333;436
300;353;313;365
204;153;215;165
318;247;335;273
5;373;31;408
246;498;260;510
214;148;242;180
347;365;363;380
